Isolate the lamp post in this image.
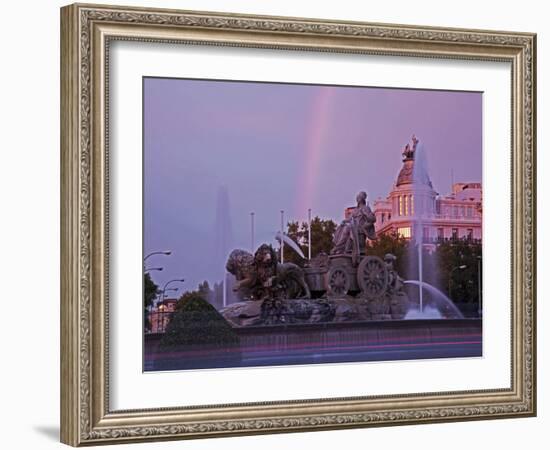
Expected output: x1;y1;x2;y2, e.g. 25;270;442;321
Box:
144;250;171;262
157;279;184;332
159;287;178;297
308;208;312;260
250;212;255;253
160;278;185;305
280;210;284;263
448;265;467;300
143;252;171;280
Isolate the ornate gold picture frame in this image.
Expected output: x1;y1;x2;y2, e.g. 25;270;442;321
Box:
60;3;536;446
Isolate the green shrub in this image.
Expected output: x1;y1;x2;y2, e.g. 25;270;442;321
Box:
160;292;239;350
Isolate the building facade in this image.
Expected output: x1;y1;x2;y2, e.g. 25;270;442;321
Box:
371;136;482;244
148;298;177;333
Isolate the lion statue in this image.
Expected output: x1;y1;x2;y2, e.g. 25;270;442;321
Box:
226;244;311;301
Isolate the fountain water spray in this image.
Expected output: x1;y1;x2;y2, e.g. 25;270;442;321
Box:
416;220;424;312
275;231;305;259
214;186;233;307
411;136;428;313
404;280;464;319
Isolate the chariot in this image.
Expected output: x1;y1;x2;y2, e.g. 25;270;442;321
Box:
304;253;390;299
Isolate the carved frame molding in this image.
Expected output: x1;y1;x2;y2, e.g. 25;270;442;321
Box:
60;3;536;446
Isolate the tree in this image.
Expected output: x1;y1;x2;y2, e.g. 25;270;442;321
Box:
198;280;211;299
176;289;199;310
437;239;482;303
366;233;481;304
367;232;410;275
143;273;159;331
284;216;337;266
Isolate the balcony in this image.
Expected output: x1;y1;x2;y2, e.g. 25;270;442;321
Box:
419;236;482;245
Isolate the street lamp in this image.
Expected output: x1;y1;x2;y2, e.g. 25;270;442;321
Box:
161;287;178;293
144;250;172;262
144;267;163;273
158;287;178;298
308;208;312;260
448;265;467;300
156;279;184;332
160;278;185;304
250;212;255;253
280;210;284;263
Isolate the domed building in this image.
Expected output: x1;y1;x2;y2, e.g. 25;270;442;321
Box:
372;136;482;245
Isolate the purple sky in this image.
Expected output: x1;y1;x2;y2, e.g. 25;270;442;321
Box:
144;78;482;293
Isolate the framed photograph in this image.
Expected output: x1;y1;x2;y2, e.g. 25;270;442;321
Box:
60;3;536;446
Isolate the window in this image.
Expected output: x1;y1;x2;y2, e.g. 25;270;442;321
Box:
453;206;459;218
404;195;408;216
437;228;444;240
411;195;415;215
452;228;459;240
381;213;385;223
423;226;430;241
467;228;473;240
397;227;411;238
399;196;403;216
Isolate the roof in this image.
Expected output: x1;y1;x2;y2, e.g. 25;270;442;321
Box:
396;158;415;186
395;153;433;188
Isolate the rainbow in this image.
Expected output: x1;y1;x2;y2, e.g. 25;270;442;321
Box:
295;86;335;217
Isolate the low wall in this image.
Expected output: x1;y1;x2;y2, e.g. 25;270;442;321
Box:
145;319;482;370
233;319;481;354
145;318;481;358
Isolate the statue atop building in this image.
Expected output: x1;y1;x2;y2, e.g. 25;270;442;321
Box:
402;134;419;161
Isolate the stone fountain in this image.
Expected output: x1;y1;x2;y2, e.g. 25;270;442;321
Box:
221;191;412;326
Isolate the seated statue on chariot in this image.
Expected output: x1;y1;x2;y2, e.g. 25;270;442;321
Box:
331;191;377;264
